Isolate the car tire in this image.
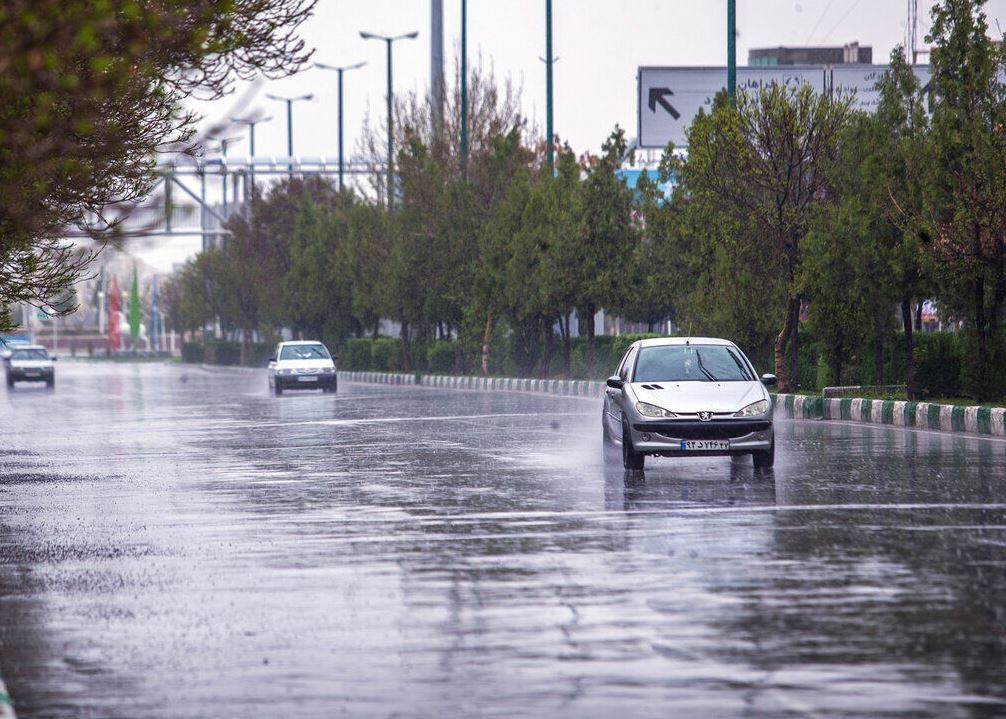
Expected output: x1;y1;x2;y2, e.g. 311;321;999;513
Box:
46;378;54;389
5;376;12;389
752;435;775;469
621;418;645;471
273;383;283;396
602;416;619;464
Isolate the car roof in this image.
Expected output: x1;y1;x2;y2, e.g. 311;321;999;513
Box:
13;345;47;351
633;336;736;348
278;340;327;346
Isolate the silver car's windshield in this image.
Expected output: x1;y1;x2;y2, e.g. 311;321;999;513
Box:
12;348;49;360
633;345;754;382
279;344;330;360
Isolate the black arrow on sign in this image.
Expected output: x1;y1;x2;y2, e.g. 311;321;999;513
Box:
648;87;680;119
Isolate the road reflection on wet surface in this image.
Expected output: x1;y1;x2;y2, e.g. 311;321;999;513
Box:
1;362;1005;718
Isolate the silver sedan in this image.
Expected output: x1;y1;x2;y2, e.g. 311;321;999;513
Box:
602;337;776;471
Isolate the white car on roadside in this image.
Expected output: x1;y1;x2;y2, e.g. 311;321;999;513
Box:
4;345;56;389
267;341;337;395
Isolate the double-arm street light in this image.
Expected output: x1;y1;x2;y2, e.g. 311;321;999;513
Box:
266;92;314;178
207;134;242;214
360;30;419;208
231;114;272;199
314;61;367;192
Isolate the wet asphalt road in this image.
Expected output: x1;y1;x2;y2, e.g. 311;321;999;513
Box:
0;361;1005;718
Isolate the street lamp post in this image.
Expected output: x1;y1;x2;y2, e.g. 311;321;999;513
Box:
315;61;367;192
727;0;737;104
461;0;468;168
231;115;272;200
545;0;554;172
360;30;419;208
207;134;242;215
267;93;314;179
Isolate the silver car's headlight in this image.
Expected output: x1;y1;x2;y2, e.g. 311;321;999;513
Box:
734;399;770;417
322;367;335;374
279;369;294;375
636;401;677;418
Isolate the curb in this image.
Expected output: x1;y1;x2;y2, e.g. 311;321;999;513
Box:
338;372;1006;440
0;677;16;719
775;393;1006;438
338;371;606;399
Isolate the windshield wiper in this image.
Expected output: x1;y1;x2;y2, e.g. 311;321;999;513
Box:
694;350;718;381
725;348;753;380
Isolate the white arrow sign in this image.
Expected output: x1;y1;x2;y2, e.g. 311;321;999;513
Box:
638;64;932;149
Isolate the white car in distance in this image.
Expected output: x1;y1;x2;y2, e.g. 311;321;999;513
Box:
267;341;337;395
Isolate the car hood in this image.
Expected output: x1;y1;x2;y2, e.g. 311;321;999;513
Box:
274;359;335;370
10;360;52;369
631;381;766;414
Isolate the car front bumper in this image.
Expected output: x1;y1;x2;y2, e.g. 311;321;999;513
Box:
628;418;773;455
274;374;337;390
7;369;53;382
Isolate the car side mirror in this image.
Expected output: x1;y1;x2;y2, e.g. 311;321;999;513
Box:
606;376;624;390
51;356;58;361
760;373;777;386
268;357;277;364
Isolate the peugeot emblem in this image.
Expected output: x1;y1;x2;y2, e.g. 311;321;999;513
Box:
698;411;713;422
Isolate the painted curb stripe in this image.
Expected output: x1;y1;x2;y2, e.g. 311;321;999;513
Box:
339;375;1006;440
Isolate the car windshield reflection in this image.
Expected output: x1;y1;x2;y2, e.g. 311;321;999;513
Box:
633;345;754;382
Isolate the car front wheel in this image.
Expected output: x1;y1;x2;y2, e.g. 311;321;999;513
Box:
621;418;645;471
752;435;775;469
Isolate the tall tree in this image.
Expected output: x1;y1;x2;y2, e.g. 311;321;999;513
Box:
680;85;853;392
0;0;314;331
924;0;1006;400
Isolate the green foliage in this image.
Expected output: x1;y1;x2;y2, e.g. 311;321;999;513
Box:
342;338;374;371
371;338;402;372
0;0;314;331
181;342;205;364
426;341;455;374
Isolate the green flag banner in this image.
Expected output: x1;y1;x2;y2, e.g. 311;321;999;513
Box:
129;265;141;350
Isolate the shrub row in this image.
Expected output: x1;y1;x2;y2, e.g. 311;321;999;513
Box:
181;340;273;367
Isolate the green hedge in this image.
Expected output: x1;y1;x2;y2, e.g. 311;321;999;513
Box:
181;340;272;367
343;338;374;370
181;342;204;364
426;341;454;373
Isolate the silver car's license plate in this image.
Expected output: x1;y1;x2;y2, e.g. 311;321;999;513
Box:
297;376;318;382
680;440;729;451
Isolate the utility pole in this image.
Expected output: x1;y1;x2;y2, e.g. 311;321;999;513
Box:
232;115;272;201
545;0;554;172
461;0;468;167
267;93;314;179
361;30;419;209
431;0;444;127
727;0;737;104
315;61;367;192
208;134;241;215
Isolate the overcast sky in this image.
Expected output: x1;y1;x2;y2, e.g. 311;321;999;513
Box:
142;0;1006;270
195;0;1006;157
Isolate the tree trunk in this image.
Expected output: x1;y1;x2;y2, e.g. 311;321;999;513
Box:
558;313;571;376
901;296;916;400
831;344;843;387
399;320;411;372
774;296;800;393
585;303;596;377
481;309;494;376
789;305;800;391
873;315;885;386
541;317;553;378
975;275;987;402
914;301;923;331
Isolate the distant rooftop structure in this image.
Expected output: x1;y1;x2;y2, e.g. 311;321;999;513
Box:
749;41;871;66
